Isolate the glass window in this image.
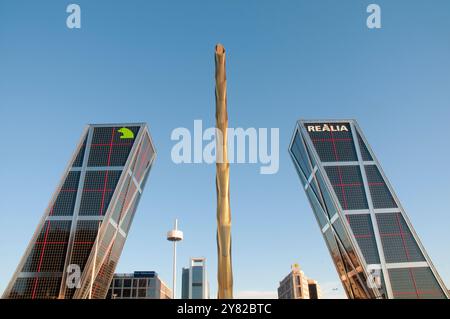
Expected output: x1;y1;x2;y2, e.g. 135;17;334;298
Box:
137;289;146;298
22;221;72;273
88;126;140;167
347;214;380;264
78;170;122;216
290;131;313;181
52;171;80;216
122;289;131;298
192;267;203;284
138;278;147;288
356;131;372;161
123;279;132;288
376;213;425;263
192;284;203;299
325;166;368;210
72;135;87;167
305;187;329;229
365;165;397;209
389;267;446;299
305;123;357;162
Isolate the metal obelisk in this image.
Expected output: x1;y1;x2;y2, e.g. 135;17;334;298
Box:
215;44;233;299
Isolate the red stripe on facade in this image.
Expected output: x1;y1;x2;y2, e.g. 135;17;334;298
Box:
395;213;420;298
99;128;115;216
312;138;353;142
32;220;51;299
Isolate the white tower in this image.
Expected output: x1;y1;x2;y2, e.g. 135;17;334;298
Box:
167;219;183;299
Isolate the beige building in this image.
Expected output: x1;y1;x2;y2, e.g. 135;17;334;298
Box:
278;264;310;299
278;264;321;299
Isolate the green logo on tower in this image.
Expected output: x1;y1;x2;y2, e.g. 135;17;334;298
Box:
118;127;134;139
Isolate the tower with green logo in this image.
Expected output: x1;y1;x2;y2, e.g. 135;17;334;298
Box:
2;123;156;299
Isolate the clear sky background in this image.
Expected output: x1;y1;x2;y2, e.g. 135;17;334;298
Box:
1;0;449;299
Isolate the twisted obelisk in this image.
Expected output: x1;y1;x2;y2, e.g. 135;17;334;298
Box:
215;44;233;299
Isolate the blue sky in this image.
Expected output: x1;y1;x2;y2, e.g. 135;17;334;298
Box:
1;0;450;298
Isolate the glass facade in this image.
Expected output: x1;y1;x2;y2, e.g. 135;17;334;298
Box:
181;258;209;299
3;124;156;299
289;120;448;299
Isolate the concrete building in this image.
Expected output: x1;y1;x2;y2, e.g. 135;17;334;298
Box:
181;258;209;299
278;264;313;299
307;279;322;299
107;271;171;299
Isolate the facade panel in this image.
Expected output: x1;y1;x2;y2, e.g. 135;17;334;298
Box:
3;123;156;299
289;119;448;299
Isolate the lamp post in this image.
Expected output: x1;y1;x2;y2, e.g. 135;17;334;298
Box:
167;219;183;299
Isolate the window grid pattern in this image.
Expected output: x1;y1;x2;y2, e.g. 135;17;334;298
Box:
346;214;380;264
305;123;357;162
291;131;312;180
316;171;338;219
79;171;121;216
121;193;141;234
356;131;373;161
90;235;126;299
10;277;62;299
365;165;397;209
19;220;71;299
376;213;425;263
305;187;329;228
108;277;164;299
110;176;131;223
22;221;72;273
72;135;87;167
331;219;361;268
88;126;140;167
52;171;81;216
325;166;368;210
389;267;445;299
132;135;154;183
69;220;101;272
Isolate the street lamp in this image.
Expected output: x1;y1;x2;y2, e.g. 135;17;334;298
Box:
167;219;183;299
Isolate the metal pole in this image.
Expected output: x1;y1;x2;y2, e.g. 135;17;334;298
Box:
172;240;177;299
167;218;182;299
215;43;233;299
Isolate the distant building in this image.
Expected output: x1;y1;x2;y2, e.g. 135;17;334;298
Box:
307;279;322;299
278;264;312;299
181;258;209;299
107;271;171;299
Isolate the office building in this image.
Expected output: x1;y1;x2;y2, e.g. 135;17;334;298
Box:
3;124;156;299
278;264;310;299
181;258;209;299
277;264;321;299
107;271;171;299
289;120;449;299
307;279;322;299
